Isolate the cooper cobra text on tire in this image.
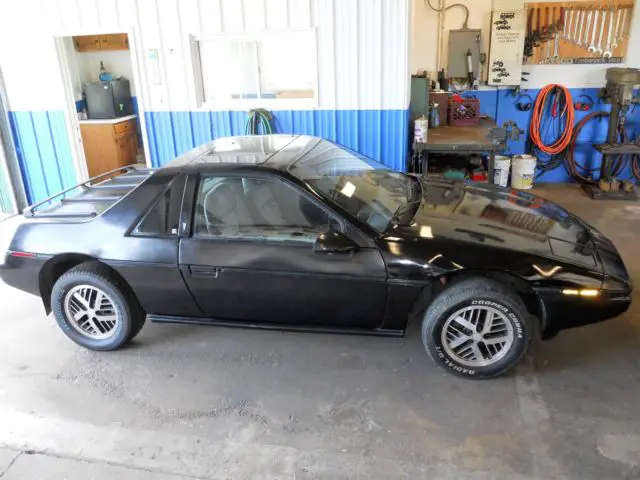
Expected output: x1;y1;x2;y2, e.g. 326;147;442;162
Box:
421;278;532;379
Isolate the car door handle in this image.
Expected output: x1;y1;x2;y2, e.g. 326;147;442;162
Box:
188;266;224;278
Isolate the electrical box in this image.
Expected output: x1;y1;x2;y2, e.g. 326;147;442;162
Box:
410;76;430;120
447;29;481;78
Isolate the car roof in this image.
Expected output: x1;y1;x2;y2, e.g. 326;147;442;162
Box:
167;134;323;172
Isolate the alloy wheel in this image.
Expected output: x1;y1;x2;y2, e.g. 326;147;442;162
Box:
63;285;120;340
441;305;515;367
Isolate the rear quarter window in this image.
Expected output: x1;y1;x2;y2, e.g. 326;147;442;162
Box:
132;177;185;236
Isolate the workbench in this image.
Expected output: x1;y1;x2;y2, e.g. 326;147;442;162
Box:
410;118;507;184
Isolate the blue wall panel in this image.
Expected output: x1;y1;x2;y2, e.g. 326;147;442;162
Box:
463;87;640;183
144;109;410;172
11;94;636;207
8;111;76;204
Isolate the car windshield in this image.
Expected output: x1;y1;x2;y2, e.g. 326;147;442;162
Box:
289;139;421;232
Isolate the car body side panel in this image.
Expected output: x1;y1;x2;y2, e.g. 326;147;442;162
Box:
106;258;202;317
1;170;200;317
179;237;388;328
380;237;604;290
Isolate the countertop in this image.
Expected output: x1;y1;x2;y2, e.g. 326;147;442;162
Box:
78;114;137;125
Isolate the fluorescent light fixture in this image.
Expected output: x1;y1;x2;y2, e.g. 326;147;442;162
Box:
340;181;356;198
419;225;433;238
562;289;579;295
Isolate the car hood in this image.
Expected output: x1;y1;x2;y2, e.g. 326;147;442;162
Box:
390;180;598;268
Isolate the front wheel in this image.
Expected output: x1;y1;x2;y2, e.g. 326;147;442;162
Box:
422;278;532;379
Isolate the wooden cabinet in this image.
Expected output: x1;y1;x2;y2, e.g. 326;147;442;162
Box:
73;34;129;52
101;34;129;50
80;118;138;178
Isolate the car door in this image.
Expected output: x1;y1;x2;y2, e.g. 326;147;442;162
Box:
178;172;388;328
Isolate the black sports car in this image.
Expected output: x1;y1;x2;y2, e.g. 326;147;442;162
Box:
0;135;632;379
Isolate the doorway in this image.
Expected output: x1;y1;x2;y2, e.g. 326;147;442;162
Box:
55;31;152;184
0;133;15;220
0;67;25;219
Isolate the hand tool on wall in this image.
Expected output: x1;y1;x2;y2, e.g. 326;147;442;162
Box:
603;7;615;59
596;7;607;55
565;7;574;41
618;8;631;43
588;8;600;54
532;7;541;47
583;8;593;48
551;7;560;63
563;7;572;40
622;6;632;42
576;7;586;48
571;8;581;45
612;7;623;49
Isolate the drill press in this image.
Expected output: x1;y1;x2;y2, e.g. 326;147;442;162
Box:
582;67;640;200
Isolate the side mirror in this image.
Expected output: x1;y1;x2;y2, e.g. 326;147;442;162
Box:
313;230;358;254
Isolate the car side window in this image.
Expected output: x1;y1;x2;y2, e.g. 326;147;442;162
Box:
194;176;341;243
133;180;183;236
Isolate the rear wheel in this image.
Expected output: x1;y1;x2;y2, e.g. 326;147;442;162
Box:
51;262;145;351
421;278;532;379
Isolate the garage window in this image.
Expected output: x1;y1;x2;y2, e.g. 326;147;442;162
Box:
193;30;318;109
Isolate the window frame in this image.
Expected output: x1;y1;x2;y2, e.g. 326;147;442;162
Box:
190;172;346;246
191;29;319;111
129;176;186;239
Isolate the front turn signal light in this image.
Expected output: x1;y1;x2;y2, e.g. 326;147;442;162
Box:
579;289;599;297
562;289;599;297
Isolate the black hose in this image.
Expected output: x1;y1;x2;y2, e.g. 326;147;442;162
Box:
565;111;611;184
632;136;640;181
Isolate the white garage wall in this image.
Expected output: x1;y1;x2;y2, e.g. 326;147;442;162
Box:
0;0;410;111
411;0;640;88
0;0;412;203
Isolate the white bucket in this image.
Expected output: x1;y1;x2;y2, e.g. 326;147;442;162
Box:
414;116;428;143
493;155;511;187
511;154;536;190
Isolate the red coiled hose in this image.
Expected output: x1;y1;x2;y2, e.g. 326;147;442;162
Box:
529;84;575;155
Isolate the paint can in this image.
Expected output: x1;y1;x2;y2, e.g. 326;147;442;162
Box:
414;116;428;143
511;154;537;190
493;155;511;187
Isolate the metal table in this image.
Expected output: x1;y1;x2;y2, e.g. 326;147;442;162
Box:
411;118;507;184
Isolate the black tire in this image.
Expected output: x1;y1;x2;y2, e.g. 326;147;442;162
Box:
421;278;532;379
51;261;145;351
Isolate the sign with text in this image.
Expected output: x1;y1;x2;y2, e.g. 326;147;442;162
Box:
489;9;526;86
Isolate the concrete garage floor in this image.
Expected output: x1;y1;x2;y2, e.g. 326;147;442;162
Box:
0;184;639;479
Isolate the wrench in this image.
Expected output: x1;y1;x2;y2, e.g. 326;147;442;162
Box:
565;8;573;41
595;8;607;55
612;7;622;49
623;6;632;40
583;9;593;47
564;8;572;40
603;8;614;58
572;8;581;44
552;31;560;62
544;35;551;63
588;9;600;54
576;8;586;47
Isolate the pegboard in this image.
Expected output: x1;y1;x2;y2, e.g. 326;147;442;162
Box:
523;1;634;65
